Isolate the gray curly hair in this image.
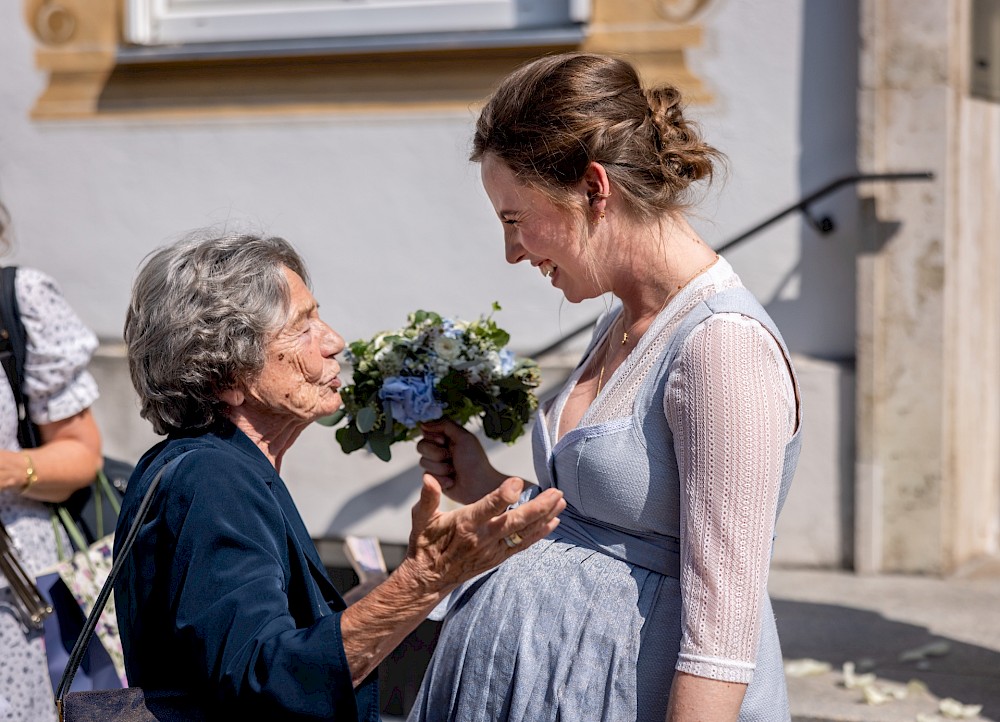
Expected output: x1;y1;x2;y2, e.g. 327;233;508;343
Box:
125;230;309;436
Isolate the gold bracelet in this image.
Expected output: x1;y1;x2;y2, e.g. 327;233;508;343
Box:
20;452;38;494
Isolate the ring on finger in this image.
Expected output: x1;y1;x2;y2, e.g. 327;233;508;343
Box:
503;531;524;548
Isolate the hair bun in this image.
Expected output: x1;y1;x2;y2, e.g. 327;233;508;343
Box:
643;85;714;186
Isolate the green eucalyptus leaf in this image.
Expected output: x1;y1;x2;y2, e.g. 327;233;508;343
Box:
356;406;378;434
368;436;392;462
315;408;345;427
482;406;502;439
336;424;367;454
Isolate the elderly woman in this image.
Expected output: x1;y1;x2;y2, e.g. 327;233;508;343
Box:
114;231;565;721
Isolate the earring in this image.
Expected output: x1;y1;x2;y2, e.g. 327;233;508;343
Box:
590;210;606;225
588;191;611;205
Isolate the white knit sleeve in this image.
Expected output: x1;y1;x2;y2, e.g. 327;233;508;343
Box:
664;312;796;683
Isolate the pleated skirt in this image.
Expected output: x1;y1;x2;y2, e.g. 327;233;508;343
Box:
407;535;789;722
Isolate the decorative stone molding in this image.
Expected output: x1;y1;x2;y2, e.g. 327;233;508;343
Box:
656;0;715;24
24;0;708;119
25;0;119;118
584;0;709;104
32;1;78;45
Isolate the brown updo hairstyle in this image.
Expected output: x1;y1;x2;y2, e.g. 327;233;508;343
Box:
472;52;722;220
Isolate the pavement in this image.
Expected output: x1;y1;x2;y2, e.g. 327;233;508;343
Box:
378;563;1000;722
771;565;1000;722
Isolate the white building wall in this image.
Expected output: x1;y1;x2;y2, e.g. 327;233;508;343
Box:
0;1;860;563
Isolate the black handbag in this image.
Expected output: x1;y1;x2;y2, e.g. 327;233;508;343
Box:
55;451;205;722
0;265;132;551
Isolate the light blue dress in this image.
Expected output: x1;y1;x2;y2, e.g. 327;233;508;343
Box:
408;285;801;722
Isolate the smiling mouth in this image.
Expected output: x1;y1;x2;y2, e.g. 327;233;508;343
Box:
539;261;557;278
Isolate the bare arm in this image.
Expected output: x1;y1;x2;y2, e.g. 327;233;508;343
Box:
666;673;746;722
0;408;102;502
340;473;565;686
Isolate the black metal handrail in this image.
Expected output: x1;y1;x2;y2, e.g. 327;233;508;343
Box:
528;170;934;361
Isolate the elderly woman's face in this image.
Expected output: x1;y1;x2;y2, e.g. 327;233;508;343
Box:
243;267;345;423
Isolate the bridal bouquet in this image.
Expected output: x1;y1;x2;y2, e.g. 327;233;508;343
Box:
326;304;541;461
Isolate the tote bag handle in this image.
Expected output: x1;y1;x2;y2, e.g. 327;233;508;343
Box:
55;450;194;710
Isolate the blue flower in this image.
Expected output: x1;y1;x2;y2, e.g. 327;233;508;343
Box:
378;375;445;428
498;349;516;375
441;318;464;339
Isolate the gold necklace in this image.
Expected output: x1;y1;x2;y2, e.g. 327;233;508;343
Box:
595;253;719;395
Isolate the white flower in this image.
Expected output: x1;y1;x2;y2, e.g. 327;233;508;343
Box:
485;350;503;375
433;335;461;361
374;346;403;376
430;356;451;378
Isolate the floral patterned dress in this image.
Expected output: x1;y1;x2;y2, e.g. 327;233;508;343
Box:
0;268;99;722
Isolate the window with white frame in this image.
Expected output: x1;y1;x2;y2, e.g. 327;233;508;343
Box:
125;0;591;46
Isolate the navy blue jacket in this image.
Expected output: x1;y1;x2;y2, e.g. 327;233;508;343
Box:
113;422;380;721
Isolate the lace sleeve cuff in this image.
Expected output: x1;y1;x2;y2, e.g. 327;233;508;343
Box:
676;653;755;684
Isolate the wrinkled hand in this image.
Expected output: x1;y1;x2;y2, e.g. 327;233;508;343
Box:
417;420;506;504
405;473;565;593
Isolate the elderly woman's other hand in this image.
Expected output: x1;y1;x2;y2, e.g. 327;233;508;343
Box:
339;474;564;686
405;473;563;590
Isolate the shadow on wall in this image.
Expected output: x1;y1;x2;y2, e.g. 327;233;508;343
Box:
762;0;860;360
774;599;1000;718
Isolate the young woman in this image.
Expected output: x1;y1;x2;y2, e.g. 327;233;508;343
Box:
410;53;802;722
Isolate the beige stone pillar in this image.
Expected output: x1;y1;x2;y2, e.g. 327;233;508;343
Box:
856;0;1000;574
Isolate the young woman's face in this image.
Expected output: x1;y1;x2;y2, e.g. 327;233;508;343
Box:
480;154;600;303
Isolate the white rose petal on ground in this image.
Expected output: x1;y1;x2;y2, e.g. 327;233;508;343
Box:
784;658;833;677
842;661;877;689
855;657;876;672
907;679;930;695
938;698;983;719
900;640;951;663
861;685;892;705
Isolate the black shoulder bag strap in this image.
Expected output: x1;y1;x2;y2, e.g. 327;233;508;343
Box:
0;265;43;449
55;450;194;711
